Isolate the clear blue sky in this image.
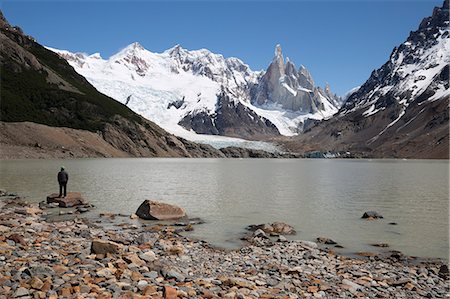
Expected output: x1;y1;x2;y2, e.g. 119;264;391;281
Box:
1;0;442;95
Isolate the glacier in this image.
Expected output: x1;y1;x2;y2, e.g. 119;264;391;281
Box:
48;43;341;149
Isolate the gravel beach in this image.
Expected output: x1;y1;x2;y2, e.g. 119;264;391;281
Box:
0;193;448;298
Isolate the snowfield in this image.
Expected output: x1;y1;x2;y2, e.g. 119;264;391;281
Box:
48;43;340;150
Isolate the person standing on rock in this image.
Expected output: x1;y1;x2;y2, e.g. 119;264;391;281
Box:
58;166;69;198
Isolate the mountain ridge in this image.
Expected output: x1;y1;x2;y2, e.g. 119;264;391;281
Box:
0;11;226;158
49;42;341;141
281;0;449;159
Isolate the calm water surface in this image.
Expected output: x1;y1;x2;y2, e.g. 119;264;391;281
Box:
1;158;448;259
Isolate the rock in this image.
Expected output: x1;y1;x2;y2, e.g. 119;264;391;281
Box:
137;280;148;287
342;279;363;291
140;250;157;262
162;267;186;282
390;278;410;286
361;211;383;219
7;234;26;246
163;286;178;299
253;229;268;238
14;287;29;298
371;243;389;247
30;277;44;290
316;237;337;245
438;264;449;279
76;207;89;213
46;192;87;208
246;222;296;235
224;277;256;289
135;232;159;246
174;217;205;226
130;213;138;219
277;235;288;242
123;253;146;266
136;200;186;220
299;241;318;249
91;239;121;254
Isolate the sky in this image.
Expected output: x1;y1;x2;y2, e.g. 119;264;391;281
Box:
1;0;443;95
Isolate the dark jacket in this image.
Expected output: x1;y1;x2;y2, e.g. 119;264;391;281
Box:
58;170;69;184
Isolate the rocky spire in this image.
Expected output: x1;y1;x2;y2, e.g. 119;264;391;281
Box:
272;44;285;76
0;10;8;29
298;65;314;90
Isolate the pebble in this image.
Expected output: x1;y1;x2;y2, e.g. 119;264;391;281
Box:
0;194;447;299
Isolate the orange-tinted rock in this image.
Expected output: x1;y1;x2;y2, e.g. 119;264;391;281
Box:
47;192;86;207
7;233;26;246
163;285;178;299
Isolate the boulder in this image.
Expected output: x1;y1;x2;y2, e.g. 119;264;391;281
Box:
91;239;121;254
246;222;296;235
361;211;383;219
47;192;86;208
163;286;178;299
136;200;186;220
7;233;26;246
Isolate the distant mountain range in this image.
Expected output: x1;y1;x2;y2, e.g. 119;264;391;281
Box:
0;1;448;159
49;43;341;141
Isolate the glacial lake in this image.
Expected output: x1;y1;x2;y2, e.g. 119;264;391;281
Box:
0;158;448;260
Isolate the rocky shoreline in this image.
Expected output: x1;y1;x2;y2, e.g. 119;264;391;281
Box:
0;193;448;299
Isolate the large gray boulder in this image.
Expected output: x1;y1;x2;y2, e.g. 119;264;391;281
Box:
136;200;186;220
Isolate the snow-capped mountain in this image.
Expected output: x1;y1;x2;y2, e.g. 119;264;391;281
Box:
48;43;341;141
339;0;449;144
283;0;449;158
254;44;341;115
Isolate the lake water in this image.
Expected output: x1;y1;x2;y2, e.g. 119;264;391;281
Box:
0;158;448;260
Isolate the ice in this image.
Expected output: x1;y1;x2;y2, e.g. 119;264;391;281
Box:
282;83;297;96
47;42;341;144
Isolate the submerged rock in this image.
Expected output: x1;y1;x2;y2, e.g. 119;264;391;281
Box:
136;200;186;220
47;192;87;208
317;237;337;245
361;211;383;219
371;243;389;248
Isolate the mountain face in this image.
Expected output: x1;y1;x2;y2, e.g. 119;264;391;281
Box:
283;0;449;158
0;11;224;158
49;43;341;141
253;44;341;114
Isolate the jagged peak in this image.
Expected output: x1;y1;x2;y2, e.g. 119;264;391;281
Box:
165;44;187;55
274;44;283;58
89;53;102;59
128;42;144;50
0;10;8;29
112;42;146;60
298;65;312;76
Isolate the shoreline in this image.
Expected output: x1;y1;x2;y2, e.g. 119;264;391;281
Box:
0;193;448;298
